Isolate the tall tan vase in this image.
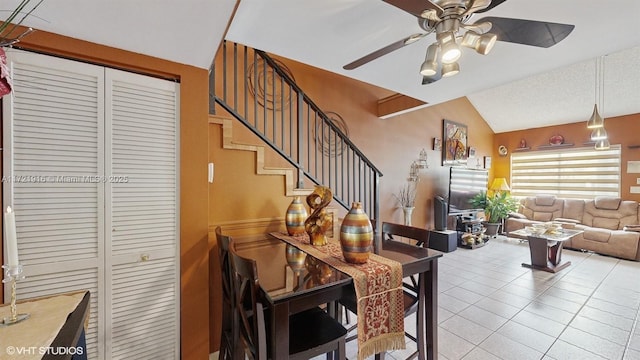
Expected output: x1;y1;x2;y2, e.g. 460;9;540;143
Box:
285;196;308;236
339;202;373;264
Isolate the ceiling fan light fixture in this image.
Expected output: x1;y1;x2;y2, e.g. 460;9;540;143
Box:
590;126;608;141
441;62;460;77
420;43;439;76
461;31;497;55
586;104;604;128
477;33;497;54
594;138;610;150
438;31;461;63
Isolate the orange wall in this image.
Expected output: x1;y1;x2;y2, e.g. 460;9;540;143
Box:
274;58;495;227
493;113;640;201
10;29;211;359
209;53;495;231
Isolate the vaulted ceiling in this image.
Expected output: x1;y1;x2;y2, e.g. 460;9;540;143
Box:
5;0;640;133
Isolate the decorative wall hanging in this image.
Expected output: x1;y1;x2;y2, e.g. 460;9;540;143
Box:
484;156;492;169
247;57;295;110
315;111;349;157
468;146;476;158
549;134;565;145
442;119;468;165
433;137;442;151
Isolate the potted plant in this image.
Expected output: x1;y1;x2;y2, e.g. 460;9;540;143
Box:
394;182;417;226
470;191;519;236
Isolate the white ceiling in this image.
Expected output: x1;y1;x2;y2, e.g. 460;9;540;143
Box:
5;0;640;133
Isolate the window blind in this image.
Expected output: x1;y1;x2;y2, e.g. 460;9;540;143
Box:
510;145;621;198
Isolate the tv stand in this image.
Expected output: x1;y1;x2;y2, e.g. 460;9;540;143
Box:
455;213;488;249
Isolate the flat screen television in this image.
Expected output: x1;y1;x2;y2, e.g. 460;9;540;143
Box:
447;167;488;215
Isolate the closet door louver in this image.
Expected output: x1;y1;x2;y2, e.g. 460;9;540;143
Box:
105;68;179;359
3;50;104;359
3;50;180;360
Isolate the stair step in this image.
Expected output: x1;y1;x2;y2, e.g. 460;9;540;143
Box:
210;114;309;197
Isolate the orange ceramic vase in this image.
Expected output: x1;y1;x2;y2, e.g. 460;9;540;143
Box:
285;196;308;236
339;202;373;264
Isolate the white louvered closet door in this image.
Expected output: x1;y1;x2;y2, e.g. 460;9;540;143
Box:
3;49;104;358
105;68;179;359
3;50;180;360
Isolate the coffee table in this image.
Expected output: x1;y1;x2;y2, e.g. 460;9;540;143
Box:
511;228;583;273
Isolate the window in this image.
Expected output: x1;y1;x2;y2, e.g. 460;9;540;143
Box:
511;145;621;199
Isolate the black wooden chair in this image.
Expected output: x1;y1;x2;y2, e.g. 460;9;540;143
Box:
215;226;235;360
229;242;347;360
339;222;430;360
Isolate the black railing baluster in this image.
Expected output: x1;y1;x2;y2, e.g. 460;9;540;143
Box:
222;42;228;103
210;41;382;221
233;43;238;113
243;47;248;125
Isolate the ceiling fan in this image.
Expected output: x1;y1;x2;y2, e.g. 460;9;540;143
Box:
343;0;575;84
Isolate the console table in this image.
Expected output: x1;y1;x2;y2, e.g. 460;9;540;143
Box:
0;290;90;360
512;229;583;273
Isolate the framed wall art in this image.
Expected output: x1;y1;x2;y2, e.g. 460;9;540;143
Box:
433;137;442;151
442;119;468;165
468;146;476;158
484;156;492;169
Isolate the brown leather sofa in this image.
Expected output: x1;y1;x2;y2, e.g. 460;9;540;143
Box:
505;195;640;261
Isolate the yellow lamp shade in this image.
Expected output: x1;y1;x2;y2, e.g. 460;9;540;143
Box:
490;178;510;192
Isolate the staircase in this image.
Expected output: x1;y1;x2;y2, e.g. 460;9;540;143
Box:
209;41;382;224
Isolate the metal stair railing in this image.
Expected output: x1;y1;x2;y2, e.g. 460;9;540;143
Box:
210;41;382;223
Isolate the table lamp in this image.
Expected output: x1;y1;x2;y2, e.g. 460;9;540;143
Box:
490;178;510;193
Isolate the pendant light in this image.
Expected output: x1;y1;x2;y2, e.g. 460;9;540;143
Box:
588;56;610;150
586;56;604;129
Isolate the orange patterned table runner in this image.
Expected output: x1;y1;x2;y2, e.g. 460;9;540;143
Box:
273;232;405;360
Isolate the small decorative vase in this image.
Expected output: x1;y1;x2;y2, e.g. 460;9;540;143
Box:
285;244;307;272
402;206;414;226
340;202;373;264
285;196;308;236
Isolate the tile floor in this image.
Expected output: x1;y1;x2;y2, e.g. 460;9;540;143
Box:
339;236;640;360
215;235;640;360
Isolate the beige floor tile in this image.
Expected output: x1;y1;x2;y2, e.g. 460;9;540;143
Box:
559;326;626;359
546;339;608;360
478;332;544;360
511;310;567;338
440;315;493;345
458;305;509;331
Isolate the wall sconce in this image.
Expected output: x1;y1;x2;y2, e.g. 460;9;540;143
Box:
416;148;429;169
408;148;429;182
408;161;419;182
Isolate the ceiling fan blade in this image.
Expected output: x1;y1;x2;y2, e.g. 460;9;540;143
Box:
474;0;508;13
383;0;443;19
343;33;427;70
464;0;492;16
477;16;575;48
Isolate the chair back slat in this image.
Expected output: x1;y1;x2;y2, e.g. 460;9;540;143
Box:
381;222;430;248
215;227;235;359
230;246;268;360
381;222;430;293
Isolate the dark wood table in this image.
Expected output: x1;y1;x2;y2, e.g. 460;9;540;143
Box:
512;228;582;273
234;232;442;360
